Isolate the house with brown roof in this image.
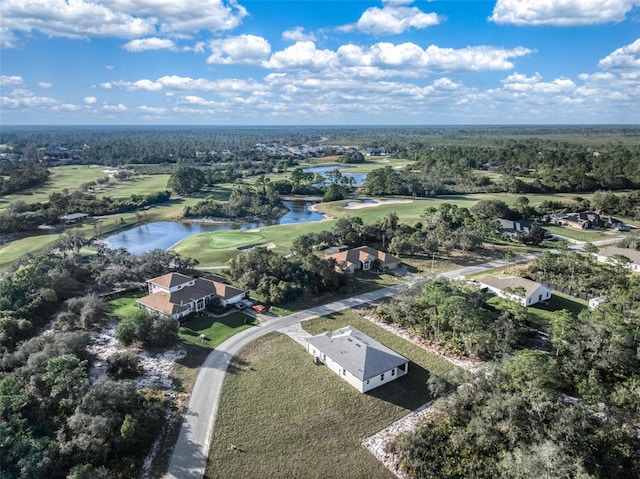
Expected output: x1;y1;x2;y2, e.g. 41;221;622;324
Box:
137;272;246;320
479;275;551;307
324;246;401;273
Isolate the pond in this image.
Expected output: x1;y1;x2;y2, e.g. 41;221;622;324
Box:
103;200;324;254
302;165;367;186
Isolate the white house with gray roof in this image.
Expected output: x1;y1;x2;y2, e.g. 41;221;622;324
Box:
306;326;409;393
479;275;551;307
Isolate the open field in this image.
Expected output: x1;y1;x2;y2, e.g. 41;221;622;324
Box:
178;312;257;348
106;291;146;320
0;233;62;271
0;165;115;209
207;310;457;479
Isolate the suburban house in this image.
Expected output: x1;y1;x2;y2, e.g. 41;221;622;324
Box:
324;246;401;273
306;326;409;393
551;211;623;230
137;272;246;320
479;275;551;307
498;219;535;239
595;246;640;272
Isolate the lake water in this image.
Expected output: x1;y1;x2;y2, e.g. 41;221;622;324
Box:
103;200;324;254
302;166;367;186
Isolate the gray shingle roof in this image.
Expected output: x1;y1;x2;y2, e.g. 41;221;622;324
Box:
480;275;545;297
306;326;408;381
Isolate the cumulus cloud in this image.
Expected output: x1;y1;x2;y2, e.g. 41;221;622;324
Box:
267;41;532;76
598;38;640;70
123;38;177;52
0;88;57;108
83;96;98;104
282;27;316;42
102;103;127;112
342;0;443;35
0;0;248;46
137;105;166;114
107;75;264;95
207;35;271;64
0;75;24;87
501;72;576;93
490;0;639;26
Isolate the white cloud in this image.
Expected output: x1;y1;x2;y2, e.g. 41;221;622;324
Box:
83;96;98;104
0;0;248;46
103;103;127;112
232;40;533;78
490;0;639;26
137;105;167;115
265;41;339;70
105;65;115;70
38;81;53;89
53;103;82;111
123;38;177;52
109;75;264;95
343;0;442;35
282;27;316;42
0;75;24;87
598;38;640;70
207;35;271;64
0;88;57;108
501;72;576;93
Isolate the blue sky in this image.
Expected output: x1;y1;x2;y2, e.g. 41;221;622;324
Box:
1;0;639;125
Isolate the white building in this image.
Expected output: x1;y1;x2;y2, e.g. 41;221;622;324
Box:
588;297;607;311
137;272;246;320
306;326;409;393
479;275;551;307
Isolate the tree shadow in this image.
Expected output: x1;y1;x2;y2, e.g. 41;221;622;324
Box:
366;361;433;410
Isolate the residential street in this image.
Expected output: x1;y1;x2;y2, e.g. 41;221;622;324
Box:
164;233;625;479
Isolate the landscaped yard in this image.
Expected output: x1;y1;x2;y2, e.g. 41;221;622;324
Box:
207;310;459;479
487;292;587;329
178;312;257;348
106;291;146;319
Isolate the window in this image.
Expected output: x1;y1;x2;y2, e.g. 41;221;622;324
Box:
380;373;384;380
342;369;346;376
366;380;369;384
391;369;395;376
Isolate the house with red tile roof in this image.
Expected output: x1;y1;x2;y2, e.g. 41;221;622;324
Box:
137;272;246;320
324;246;401;273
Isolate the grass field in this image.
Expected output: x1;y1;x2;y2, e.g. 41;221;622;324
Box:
207;310;458;479
178;312;257;348
106;292;146;320
0;233;62;271
543;225;610;242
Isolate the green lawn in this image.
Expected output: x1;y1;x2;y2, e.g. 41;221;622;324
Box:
207;311;458;479
0;233;62;272
178;312;257;348
106;292;146;320
543;225;610;242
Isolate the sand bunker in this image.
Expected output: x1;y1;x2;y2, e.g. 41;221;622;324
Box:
237;242;276;251
343;199;413;210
